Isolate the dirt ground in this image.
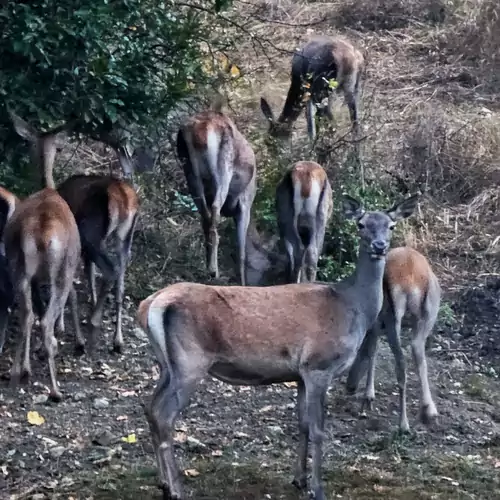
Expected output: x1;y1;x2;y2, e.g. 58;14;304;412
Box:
1;275;500;500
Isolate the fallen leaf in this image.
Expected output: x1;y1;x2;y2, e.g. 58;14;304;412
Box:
211;450;223;457
283;382;297;388
116;415;128;421
184;468;200;477
121;433;137;444
27;411;45;426
229;65;240;78
174;431;188;443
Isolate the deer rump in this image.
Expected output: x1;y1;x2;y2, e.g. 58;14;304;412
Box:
176;125;252;219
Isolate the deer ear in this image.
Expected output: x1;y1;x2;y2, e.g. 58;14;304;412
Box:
386;193;420;221
342;195;365;220
260;97;275;122
8;108;37;143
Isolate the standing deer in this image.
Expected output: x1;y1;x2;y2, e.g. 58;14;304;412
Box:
276;161;333;283
176;105;256;285
10;112;140;354
56;174;139;353
260;35;364;141
345;246;441;432
3;187;83;401
137;193;419;500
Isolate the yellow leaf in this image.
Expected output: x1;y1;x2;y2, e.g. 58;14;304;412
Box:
27;411;45;426
128;26;137;31
283;382;297;388
184;468;200;477
229;65;241;78
121;433;137;444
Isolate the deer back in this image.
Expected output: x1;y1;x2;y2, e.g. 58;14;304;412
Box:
383;247;441;317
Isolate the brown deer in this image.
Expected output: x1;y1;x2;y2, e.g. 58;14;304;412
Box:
3;187;83;401
56;174;139;353
260;35;364;141
276;161;333;283
137;193;419;500
345;246;441;432
176;104;256;285
10;113;140;354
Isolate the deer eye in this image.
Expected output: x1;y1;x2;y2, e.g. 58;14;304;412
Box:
357;221;365;229
389;224;395;231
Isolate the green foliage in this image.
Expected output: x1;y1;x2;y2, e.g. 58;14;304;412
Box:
318;155;393;282
0;0;232;145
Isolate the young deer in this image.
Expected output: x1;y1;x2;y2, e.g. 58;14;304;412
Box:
176;106;256;285
345;246;441;432
10;113;140;354
276;161;333;283
57;174;139;353
260;35;364;141
137;193;419;500
3;187;83;401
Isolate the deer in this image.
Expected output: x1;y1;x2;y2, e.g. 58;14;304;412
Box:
276;161;333;283
2;186;83;401
137;193;419;500
345;246;441;432
176;103;256;285
9;112;140;354
260;35;364;142
56;174;139;353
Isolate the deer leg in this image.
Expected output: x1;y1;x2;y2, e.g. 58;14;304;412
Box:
292;379;308;490
113;218;137;353
235;207;251;287
69;286;85;355
304;244;318;283
302;372;329;500
385;306;409;432
412;315;438;424
345;323;380;397
0;303;11;354
306;98;317;141
146;366;205;500
11;278;34;385
89;277;113;355
84;255;97;306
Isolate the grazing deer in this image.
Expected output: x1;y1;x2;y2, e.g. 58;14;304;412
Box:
138;193;419;500
276;161;333;283
345;246;441;432
3;187;83;401
176;105;256;285
57;174;139;353
260;35;364;141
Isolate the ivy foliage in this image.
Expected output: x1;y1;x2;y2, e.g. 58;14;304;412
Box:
0;0;232;144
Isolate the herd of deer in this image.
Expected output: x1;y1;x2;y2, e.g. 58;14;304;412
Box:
0;35;442;500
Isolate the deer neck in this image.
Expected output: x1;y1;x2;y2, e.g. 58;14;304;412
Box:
342;247;386;333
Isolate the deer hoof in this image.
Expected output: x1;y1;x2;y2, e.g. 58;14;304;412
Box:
162;485;182;500
420;404;438;425
112;343;123;355
309;486;325;500
74;343;86;356
292;476;307;490
49;390;63;403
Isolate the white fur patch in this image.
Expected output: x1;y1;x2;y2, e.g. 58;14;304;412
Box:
147;298;169;365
